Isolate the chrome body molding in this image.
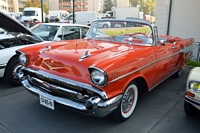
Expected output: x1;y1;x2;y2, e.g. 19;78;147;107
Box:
0;63;6;77
0;63;6;69
22;67;108;100
185;95;200;109
108;52;181;84
22;79;122;118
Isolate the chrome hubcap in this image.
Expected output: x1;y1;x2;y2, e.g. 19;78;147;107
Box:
13;64;22;77
122;88;134;113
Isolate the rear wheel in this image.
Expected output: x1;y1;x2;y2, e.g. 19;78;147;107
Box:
184;101;198;116
4;56;22;86
111;82;138;122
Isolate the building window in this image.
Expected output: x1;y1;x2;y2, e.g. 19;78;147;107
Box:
19;1;26;5
63;0;70;2
8;7;13;12
19;8;23;12
8;0;12;4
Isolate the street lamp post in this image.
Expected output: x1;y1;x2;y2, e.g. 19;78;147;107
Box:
40;0;44;23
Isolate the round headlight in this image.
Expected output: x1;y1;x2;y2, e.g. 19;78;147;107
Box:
19;54;28;65
188;81;200;92
90;69;106;86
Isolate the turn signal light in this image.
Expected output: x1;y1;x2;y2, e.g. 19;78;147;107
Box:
186;91;195;97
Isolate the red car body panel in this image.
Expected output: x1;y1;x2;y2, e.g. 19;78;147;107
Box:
19;36;193;99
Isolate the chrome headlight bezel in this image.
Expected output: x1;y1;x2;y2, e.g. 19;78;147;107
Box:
188;80;200;92
19;53;28;66
89;67;107;87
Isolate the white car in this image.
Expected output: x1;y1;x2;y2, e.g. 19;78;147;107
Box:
184;67;200;115
31;23;89;41
0;12;89;86
0;28;14;39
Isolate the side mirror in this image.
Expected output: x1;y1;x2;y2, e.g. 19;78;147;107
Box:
54;37;61;42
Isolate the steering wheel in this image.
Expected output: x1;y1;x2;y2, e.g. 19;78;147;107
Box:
131;32;148;38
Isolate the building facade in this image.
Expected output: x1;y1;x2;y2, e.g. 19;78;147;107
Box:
155;0;200;60
56;0;89;13
0;0;49;12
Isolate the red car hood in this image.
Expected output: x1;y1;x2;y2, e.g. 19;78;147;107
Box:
22;39;140;83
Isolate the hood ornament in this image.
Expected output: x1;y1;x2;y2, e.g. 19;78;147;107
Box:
79;51;91;62
40;45;51;54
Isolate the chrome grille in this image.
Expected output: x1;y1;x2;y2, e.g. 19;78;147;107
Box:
28;76;94;102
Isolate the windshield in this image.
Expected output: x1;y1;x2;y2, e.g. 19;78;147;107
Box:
22;11;36;16
31;24;60;41
87;19;153;45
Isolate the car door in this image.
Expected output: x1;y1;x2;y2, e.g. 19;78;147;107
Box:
167;42;182;74
153;43;174;85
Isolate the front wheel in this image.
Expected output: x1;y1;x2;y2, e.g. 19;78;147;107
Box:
4;56;22;86
111;82;138;122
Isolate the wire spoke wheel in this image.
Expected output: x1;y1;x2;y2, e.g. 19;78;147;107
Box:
111;82;138;122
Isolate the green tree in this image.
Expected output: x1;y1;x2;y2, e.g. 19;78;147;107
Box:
139;0;156;14
25;0;49;15
25;0;33;7
129;0;156;15
103;0;114;13
43;3;49;15
25;0;41;7
129;0;139;7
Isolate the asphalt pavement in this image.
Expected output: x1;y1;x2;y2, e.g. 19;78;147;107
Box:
0;66;200;133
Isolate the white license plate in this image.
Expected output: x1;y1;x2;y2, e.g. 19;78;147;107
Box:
39;95;54;110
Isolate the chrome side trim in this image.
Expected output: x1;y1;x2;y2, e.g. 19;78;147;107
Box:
22;79;122;118
23;67;108;100
0;64;6;69
148;69;179;91
108;52;180;84
185;95;200;108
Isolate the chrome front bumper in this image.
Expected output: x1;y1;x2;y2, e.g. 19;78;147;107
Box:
22;79;122;117
185;95;200;109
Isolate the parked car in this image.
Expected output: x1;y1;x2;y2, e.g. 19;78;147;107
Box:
0;12;89;86
15;19;194;122
0;28;14;39
30;23;89;41
0;12;45;86
101;17;126;27
49;16;57;22
184;67;200;115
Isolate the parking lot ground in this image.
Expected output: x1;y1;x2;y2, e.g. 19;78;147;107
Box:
0;66;200;133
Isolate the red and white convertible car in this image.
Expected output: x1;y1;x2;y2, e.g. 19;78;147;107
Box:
15;18;193;122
